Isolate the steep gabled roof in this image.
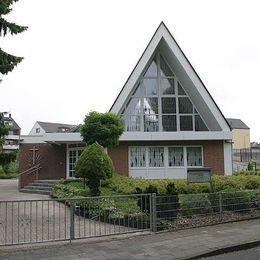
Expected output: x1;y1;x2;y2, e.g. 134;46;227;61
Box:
226;118;249;130
110;22;231;132
37;121;77;133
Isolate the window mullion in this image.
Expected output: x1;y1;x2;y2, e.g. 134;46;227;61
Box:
176;79;180;131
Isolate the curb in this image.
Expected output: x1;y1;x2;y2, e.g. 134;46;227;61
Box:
186;240;260;259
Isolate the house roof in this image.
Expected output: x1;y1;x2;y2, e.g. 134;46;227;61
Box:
226;118;249;130
109;22;231;132
37;121;77;133
3;116;21;130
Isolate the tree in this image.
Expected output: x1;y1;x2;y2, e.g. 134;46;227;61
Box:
0;112;16;169
0;0;28;76
75;142;114;196
80;111;124;148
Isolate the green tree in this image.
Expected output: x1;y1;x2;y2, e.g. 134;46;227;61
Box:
75;142;114;196
0;112;16;169
0;0;27;76
80;111;124;148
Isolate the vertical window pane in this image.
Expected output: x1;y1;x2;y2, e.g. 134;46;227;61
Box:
162;115;177;131
180;115;193;131
161;78;174;95
130;147;146;167
149;147;164;167
195;115;208;131
160;55;174;77
144;57;157;77
187;147;202;166
144;115;159;132
125;98;141;114
168;147;184;166
178;97;193;114
144;98;158;114
143;78;157;96
162;97;176;113
123;115;141;131
178;82;186;95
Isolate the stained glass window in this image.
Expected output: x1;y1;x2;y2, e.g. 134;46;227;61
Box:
144;115;159;132
187;147;202;166
168;147;184;166
144;78;157;96
130;147;146;167
149;147;164;167
180;115;193;131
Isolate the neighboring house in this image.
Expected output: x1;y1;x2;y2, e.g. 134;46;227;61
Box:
19;22;233;188
2;113;21;152
226;118;250;149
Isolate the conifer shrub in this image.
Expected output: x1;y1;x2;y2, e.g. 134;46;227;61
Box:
75;142;114;196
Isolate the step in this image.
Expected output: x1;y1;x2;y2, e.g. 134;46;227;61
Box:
27;182;54;187
34;180;59;183
25;185;51;190
20;189;50;195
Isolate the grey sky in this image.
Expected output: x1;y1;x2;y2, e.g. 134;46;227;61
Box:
0;0;260;141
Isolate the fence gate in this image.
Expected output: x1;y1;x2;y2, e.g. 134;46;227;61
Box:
0;194;152;246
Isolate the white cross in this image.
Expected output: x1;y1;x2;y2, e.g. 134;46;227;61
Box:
30;146;39;165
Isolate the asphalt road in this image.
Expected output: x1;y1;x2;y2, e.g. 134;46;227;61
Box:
203;246;260;259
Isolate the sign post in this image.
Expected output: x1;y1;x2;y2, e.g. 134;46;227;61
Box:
187;168;212;191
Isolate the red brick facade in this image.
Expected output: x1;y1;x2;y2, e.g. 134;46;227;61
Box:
108;140;224;176
19;143;66;188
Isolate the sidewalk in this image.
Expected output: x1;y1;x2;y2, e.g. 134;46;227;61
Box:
0;218;259;259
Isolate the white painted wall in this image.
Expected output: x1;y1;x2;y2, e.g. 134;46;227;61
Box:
223;141;233;175
28;122;45;135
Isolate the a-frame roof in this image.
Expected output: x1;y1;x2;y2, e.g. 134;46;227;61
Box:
110;22;231;132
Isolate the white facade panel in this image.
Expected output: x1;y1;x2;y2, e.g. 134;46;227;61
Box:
223;141;233;175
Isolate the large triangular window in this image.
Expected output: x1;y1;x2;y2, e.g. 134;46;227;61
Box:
120;53;208;132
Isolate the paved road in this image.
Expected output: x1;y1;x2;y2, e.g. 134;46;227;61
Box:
204;246;260;259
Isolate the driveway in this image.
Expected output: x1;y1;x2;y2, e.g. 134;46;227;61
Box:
0;179;50;201
0;179;135;246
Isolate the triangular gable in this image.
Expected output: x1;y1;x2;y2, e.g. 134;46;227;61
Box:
110;22;230;132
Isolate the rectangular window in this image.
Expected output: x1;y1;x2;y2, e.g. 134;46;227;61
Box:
144;115;159;132
143;98;158;114
123;115;141;131
143;78;157;96
178;97;193;114
162;115;177;131
162;97;176;113
187;147;202;166
180;115;193;131
130;147;146;167
149;147;164;167
168;147;184;167
68;146;85;177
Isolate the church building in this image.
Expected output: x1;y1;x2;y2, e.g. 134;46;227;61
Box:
19;23;233;188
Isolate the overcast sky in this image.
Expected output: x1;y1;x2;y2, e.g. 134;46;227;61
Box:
1;0;260;141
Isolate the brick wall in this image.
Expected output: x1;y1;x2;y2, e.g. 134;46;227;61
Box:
108;140;225;176
19;143;66;188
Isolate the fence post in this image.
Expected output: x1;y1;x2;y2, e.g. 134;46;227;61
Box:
219;192;223;220
70;201;75;241
152;193;157;232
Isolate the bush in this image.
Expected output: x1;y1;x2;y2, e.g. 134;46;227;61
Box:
75;142;114;196
0;162;18;179
221;189;251;212
179;193;212;216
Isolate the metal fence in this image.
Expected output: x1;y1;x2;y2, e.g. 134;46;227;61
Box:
0;194;152;246
0;191;259;246
155;190;260;231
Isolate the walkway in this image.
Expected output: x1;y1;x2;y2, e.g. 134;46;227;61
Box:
0;218;259;259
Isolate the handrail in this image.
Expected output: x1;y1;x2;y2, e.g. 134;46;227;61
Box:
19;164;41;176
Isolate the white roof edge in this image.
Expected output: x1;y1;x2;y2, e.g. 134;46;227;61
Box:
43;132;82;143
110;22;231;132
120;131;232;141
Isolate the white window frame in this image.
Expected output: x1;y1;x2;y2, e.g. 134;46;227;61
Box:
129;145;203;171
66;143;85;178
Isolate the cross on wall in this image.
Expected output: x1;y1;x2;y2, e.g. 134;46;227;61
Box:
30;146;39;165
